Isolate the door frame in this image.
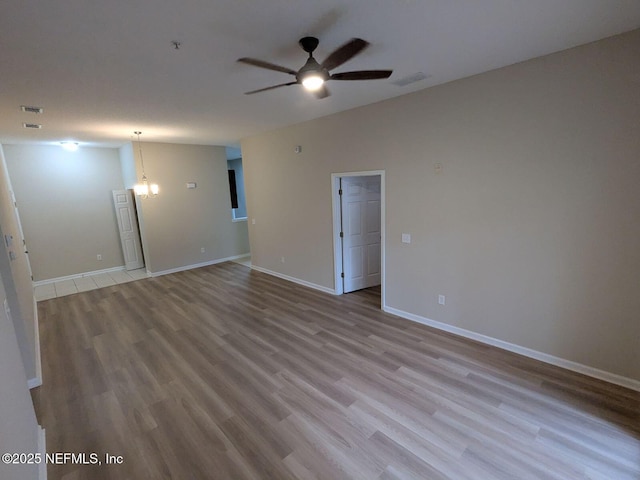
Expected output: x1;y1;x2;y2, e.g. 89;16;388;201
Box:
331;170;386;308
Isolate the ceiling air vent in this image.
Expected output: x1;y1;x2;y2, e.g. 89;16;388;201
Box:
20;105;44;114
391;72;430;87
23;122;42;129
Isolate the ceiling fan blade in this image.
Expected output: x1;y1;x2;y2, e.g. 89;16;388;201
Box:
321;38;369;71
244;82;298;95
330;70;393;81
313;85;330;99
237;58;297;76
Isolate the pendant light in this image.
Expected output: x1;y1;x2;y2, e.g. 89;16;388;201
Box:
133;131;159;198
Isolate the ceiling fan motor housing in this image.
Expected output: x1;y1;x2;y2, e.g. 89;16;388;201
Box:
299;36;319;54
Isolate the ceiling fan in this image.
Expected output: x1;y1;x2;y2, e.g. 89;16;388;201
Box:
238;37;392;99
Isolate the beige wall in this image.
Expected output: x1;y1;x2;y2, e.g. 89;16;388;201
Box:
4;145;125;281
0;145;36;381
242;30;640;382
132;142;249;273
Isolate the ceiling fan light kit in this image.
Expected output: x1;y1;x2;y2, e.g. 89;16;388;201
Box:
301;74;325;91
238;36;392;99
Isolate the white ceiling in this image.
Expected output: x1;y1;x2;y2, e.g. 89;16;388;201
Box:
1;0;639;148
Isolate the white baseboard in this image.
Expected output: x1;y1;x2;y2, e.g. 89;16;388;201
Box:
38;426;47;480
383;305;640;392
148;254;250;278
28;296;42;390
250;265;337;296
28;376;42;389
33;265;126;287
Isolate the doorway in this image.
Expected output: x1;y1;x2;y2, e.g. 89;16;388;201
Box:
331;171;385;307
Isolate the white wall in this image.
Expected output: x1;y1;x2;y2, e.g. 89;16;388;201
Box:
3;145;125;281
0;145;37;382
132;142;249;274
241;29;640;383
0;223;41;480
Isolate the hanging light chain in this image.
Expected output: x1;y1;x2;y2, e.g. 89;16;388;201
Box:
133;130;158;198
135;131;147;177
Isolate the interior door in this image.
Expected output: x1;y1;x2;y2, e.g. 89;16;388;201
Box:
9;189;33;281
341;176;381;293
111;190;145;270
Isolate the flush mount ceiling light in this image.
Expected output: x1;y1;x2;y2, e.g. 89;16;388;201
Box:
133;131;159;199
60;141;79;151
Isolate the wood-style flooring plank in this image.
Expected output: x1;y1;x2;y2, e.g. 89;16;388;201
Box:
32;262;640;479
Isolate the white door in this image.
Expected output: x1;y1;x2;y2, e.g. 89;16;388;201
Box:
112;190;144;270
9;189;33;281
341;176;381;293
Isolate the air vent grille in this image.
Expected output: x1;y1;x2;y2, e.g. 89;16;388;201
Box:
20;105;44;114
23;123;42;129
391;72;430;87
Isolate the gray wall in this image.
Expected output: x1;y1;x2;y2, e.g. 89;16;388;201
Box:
119;142;137;190
132;142;249;273
0;264;40;480
0;145;36;381
4;145;125;281
0;148;41;479
0;152;40;478
241;30;640;382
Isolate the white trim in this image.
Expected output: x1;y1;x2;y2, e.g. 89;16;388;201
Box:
384;305;640;392
27;377;41;389
251;265;337;295
331;170;386;307
33;265;126;287
38;426;47;480
148;254;250;278
28;296;42;389
232;217;248;223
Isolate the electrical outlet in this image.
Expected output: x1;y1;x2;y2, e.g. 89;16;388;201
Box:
200;247;205;253
402;233;411;244
281;257;285;263
251;218;256;225
438;295;445;305
97;254;102;261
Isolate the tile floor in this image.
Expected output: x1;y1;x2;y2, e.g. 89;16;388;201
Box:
34;268;149;301
35;256;252;301
231;255;251;268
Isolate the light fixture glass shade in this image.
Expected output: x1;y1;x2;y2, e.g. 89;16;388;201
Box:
60;142;79;151
134;181;149;197
302;74;324;91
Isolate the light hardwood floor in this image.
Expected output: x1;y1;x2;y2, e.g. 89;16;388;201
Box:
32;262;639;479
